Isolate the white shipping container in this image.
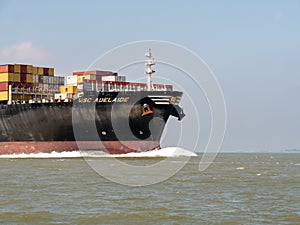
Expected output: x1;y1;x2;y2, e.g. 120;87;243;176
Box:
60;77;65;85
66;75;78;86
53;77;57;85
44;76;49;84
49;76;54;84
33;74;39;84
55;77;61;85
101;76;116;82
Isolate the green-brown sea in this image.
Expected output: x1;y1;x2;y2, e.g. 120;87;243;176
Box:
0;153;299;224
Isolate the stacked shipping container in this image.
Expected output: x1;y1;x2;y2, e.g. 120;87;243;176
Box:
64;70;172;96
32;75;64;92
0;64;62;102
62;70;117;96
0;66;174;102
81;80;172;92
66;70;126;95
72;70;117;76
0;64;21;100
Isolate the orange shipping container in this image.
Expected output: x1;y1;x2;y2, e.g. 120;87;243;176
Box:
0;91;8;101
0;73;20;82
26;74;33;83
0;64;14;73
14;64;20;73
77;75;96;83
49;68;54;76
60;85;77;94
12;94;21;101
32;66;38;74
27;65;33;74
12;73;21;82
37;67;44;75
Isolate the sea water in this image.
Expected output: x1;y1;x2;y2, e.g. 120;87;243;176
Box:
0;150;299;224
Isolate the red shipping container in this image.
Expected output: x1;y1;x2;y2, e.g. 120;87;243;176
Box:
73;71;93;76
20;64;27;73
0;65;14;73
43;68;49;76
20;73;27;83
73;70;116;76
0;82;9;91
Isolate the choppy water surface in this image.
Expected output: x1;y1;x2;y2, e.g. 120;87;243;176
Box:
0;152;299;224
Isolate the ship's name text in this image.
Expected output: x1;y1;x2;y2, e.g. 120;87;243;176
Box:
79;97;129;103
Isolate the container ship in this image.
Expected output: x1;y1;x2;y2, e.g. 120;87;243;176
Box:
0;50;185;155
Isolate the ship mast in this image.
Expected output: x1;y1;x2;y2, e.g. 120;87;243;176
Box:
145;49;155;91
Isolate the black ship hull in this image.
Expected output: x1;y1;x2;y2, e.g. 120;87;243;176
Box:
0;91;184;154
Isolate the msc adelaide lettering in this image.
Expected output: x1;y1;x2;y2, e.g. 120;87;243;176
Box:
100;97;129;103
78;97;130;103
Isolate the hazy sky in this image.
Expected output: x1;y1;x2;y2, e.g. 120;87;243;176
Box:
0;0;300;152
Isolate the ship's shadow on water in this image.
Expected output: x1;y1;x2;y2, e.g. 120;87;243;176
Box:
0;147;198;159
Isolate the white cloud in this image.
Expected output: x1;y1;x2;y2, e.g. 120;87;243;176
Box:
0;41;48;64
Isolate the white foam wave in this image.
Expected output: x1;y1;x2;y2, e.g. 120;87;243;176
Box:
0;147;197;159
236;167;245;170
113;147;198;157
0;151;86;159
